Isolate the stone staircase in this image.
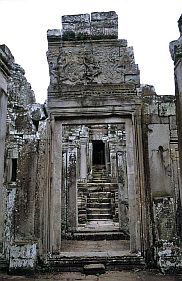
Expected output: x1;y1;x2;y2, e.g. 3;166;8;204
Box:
87;166;117;221
56;166;145;272
87;191;112;220
91;166;109;183
46;252;145;272
0;256;8;271
78;165;119;224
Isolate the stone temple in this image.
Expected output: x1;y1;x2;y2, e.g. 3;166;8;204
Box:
0;11;182;274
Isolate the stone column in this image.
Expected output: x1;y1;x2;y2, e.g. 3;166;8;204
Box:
174;62;182;207
117;150;129;233
0;45;12;253
169;16;182;237
67;146;77;231
110;145;117;181
0;90;8;252
80;137;87;181
88;142;93;179
125;119;140;253
51;120;62;253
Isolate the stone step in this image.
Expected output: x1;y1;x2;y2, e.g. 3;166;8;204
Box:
87;208;111;215
87;198;111;204
92;178;109;182
87;202;111;208
87;214;112;220
92;173;108;176
92;174;108;178
92;165;106;169
91;179;109;183
0;257;8;270
73;232;129;240
79;183;118;190
88;192;112;198
87;186;111;192
46;253;145;272
78;209;87;214
83;263;105;274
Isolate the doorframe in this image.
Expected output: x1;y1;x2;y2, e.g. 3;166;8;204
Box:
47;115;144;254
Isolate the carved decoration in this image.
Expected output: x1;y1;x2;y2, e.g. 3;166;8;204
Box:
56;45;138;85
58;49;101;85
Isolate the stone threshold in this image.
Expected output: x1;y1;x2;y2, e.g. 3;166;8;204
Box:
51;250;137;258
45;251;145;272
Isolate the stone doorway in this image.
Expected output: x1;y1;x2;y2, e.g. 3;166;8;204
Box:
61;122;130;235
51;118;141;255
92;140;105;166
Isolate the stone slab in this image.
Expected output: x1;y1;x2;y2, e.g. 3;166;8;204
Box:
83;263;105;274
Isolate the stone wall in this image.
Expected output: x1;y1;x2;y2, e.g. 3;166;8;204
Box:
170;15;182;242
47;11;139;100
1;51;48;271
142;91;182;273
0;45;13;254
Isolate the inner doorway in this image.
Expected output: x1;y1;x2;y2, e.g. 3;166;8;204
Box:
92;140;105;166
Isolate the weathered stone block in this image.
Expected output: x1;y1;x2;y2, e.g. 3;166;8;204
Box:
62;14;91;40
159;102;176;117
153;197;175;241
83;263;105;274
9;243;37;272
169;115;177;130
157;241;182;274
91;12;118;39
148;124;171;197
47;29;61;39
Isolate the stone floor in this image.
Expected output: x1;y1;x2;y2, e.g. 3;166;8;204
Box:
0;270;182;281
62;219;128;254
77;220;119;232
61;239;130;252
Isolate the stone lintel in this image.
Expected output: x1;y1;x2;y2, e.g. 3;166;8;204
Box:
47;92;140;112
47;38;128;47
49;83;137;94
47;105;141;120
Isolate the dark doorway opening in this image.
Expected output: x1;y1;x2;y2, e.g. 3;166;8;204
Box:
11;158;17;182
92;140;105;165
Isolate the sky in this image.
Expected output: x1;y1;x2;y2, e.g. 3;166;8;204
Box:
0;0;181;103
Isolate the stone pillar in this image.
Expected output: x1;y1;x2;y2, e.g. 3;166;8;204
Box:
88;142;93;179
0;45;12;253
174;62;182;208
169;15;182;237
51;121;62;253
110;145;117;181
61;150;67;231
105;141;110;174
125;119;140;253
80;137;87;181
0;90;8;252
67;146;77;231
117;150;129;234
